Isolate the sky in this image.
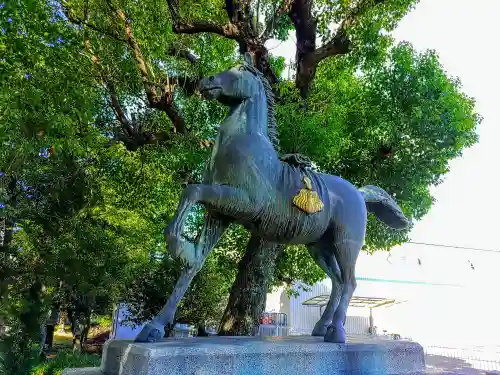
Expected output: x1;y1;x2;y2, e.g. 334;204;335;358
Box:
392;0;500;251
387;0;500;288
268;0;500;251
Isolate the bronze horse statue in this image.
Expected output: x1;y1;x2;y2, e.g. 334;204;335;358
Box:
135;56;409;343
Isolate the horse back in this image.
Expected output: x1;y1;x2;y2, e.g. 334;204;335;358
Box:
250;165;362;244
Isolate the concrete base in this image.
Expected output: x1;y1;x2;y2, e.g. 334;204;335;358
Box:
62;368;103;375
63;336;425;375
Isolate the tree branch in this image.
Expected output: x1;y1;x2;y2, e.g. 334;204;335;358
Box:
175;20;242;40
165;1;282;89
83;39;136;139
291;0;387;98
224;0;252;24
112;8;187;134
165;45;212;95
115;131;173;151
62;5;127;43
72;12;184;149
277;276;293;286
312;32;350;62
167;45;199;65
66;0;189;135
107;80;135;136
82;22;127;42
289;0;317;98
166;0;242;40
260;0;292;41
314;0;387;62
224;0;237;22
160;75;200;96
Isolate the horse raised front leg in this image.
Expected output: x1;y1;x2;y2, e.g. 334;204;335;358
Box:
135;215;228;343
163;187;200;267
165;184;256;267
134;267;196;343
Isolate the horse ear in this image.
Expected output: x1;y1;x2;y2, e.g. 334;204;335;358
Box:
243;52;254;66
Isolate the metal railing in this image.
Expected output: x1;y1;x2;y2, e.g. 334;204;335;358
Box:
253;312;289;337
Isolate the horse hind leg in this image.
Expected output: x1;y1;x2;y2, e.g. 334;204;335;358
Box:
307;241;343;337
324;238;362;344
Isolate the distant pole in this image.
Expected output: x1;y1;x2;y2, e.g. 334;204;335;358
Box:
369;308;374;336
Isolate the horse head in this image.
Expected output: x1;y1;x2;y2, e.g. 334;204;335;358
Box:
198;63;262;106
198;55;280;151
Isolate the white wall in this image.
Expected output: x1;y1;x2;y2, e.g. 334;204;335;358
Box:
266;244;500;346
266;279;371;336
110;304;146;340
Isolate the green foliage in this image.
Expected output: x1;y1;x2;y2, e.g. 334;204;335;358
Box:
0;282;46;375
92;314;112;328
0;0;480;361
277;41;480;252
29;350;100;375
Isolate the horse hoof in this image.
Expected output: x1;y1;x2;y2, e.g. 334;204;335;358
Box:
324;325;346;344
134;323;164;343
311;322;328;336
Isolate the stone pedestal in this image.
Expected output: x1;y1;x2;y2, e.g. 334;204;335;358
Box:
63;336;425;375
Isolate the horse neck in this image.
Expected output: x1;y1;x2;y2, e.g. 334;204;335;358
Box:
221;91;269;139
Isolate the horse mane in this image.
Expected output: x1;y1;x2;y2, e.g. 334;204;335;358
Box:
242;64;280;153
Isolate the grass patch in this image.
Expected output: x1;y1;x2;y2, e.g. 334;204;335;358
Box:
29;350;100;375
53;332;73;349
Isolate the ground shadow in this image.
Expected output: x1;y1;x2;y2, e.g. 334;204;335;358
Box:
425;353;500;375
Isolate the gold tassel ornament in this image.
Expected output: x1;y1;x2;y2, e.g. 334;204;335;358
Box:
293;175;324;214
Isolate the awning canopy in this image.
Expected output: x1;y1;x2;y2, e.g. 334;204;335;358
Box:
302;295;404;309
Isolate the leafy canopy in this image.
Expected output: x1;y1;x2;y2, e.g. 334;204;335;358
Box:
0;0;480;365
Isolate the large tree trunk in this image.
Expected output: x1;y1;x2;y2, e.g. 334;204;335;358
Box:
39;321;47;357
45;324;55;349
218;236;284;336
79;312;91;353
67;309;80;351
42;307;59;350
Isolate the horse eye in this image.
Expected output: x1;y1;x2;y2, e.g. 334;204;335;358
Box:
209;76;215;82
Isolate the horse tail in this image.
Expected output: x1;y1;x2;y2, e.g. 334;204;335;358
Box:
359;185;410;230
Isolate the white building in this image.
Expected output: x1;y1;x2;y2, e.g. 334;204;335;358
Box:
266;242;500;347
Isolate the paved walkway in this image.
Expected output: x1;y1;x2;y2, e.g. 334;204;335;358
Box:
345;335;500;375
425;353;500;374
423;345;500;375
